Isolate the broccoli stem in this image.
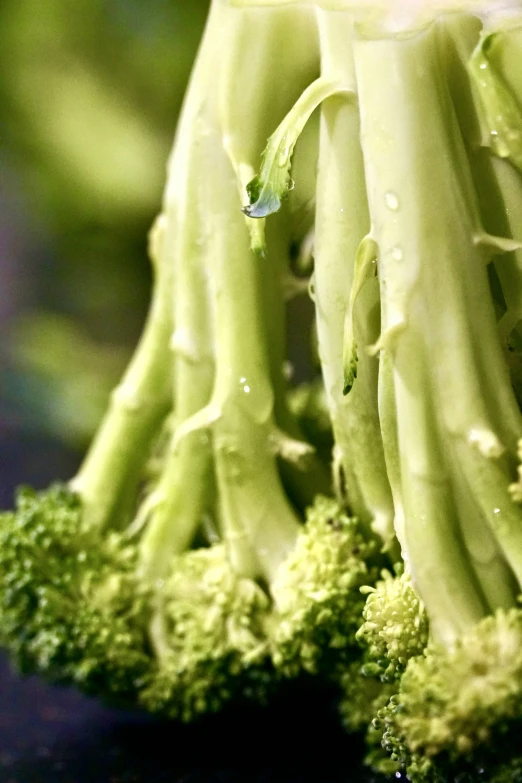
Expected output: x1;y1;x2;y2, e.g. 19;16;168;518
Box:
217;5;330;508
354;23;498;644
137;137;215;582
442;14;522;342
487;158;522;341
451;457;518;611
70;214;173;533
313;10;395;546
262;216;333;509
136;1;234;581
436;14;522;608
206;137;301;584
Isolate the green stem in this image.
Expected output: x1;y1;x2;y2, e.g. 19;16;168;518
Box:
215;159;302;583
354;23;498;643
265;214;333;509
442;15;522;348
137;150;215;582
70;214;173;532
217;5;330;506
202;135;301;584
436;13;522;606
378;350;405;552
451;452;518;611
137;2;223;580
313;9;395;546
218;1;319;254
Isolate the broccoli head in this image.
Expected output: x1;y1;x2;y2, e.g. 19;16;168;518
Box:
270;496;386;678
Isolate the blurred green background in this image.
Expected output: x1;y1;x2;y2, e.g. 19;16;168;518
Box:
0;0;209;448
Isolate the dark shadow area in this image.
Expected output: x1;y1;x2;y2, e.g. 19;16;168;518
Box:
0;652;394;783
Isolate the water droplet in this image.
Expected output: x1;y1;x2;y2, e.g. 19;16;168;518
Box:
479;62;487;70
493;508;500;514
391;246;403;262
277;138;290;167
385;191;400;211
112;383;141;411
235;374;274;424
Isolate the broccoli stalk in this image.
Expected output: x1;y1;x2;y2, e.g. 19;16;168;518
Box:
313;9;395;549
136;12;219;582
240;1;522;777
349;9;522;781
69;213;173;535
0;0;389;722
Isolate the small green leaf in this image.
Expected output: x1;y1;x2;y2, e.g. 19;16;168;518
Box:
243;77;351;220
343;236;378;395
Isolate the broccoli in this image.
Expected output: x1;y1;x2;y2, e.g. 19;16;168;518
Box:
239;0;522;778
5;0;522;775
0;0;389;722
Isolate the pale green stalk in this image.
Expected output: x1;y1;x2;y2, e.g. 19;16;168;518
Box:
218;2;331;506
353;23;502;643
435;13;521;607
456;17;522;344
313;9;395;547
136;4;232;580
262;215;333;508
70;212;173;533
206;144;302;583
165;1;311;584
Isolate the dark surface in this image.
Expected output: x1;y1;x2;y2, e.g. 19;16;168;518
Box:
0;653;398;783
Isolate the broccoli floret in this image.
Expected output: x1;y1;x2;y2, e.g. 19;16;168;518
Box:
270;496;386;677
140;545;272;721
356;568;428;683
0;485;150;700
377;609;522;782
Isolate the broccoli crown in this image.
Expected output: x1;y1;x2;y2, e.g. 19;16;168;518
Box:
140;545;273;720
356;568;428;682
377;608;522;781
269;496;386;677
0;485;150;699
